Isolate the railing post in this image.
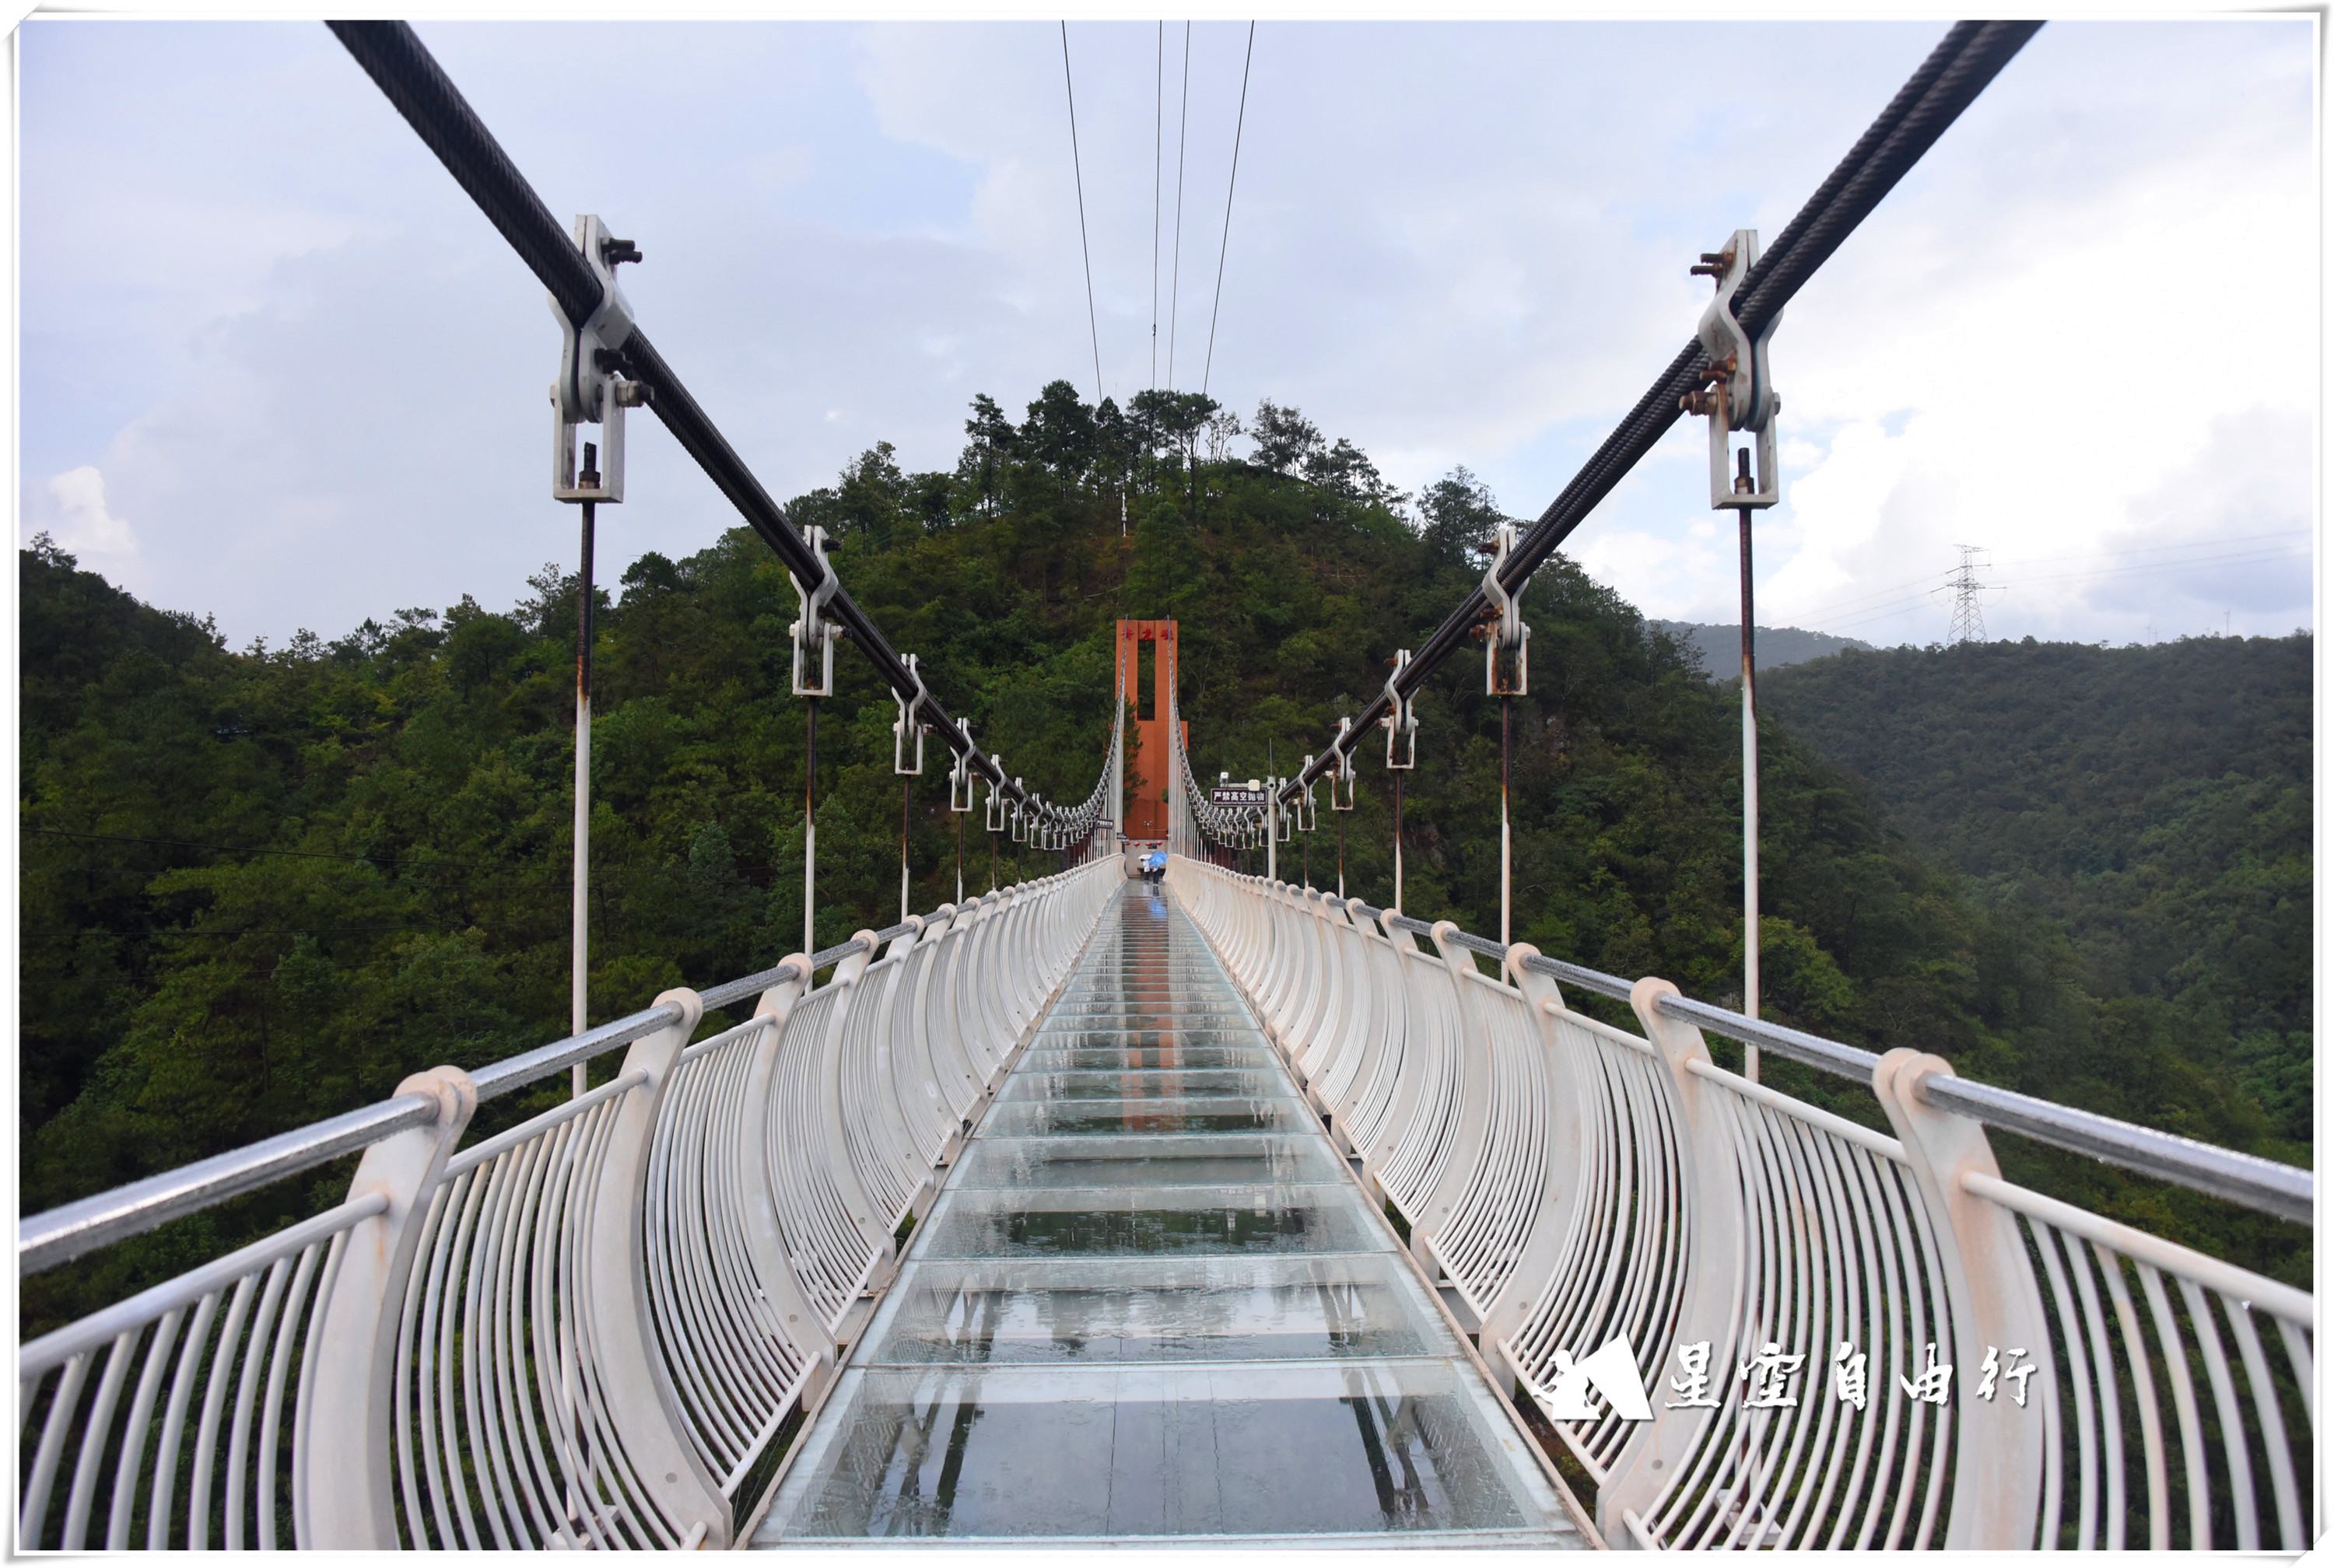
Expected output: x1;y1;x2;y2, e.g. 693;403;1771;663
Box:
1411;922;1497;1286
585;987;731;1546
1597;976;1745;1547
819;936;896;1291
1479;943;1586;1359
738;960;839;1415
300;1066;475;1548
1871;1048;2050;1549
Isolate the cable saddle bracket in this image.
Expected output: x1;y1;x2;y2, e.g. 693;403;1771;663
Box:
892;654;929;775
1297;757;1319;832
790;526;842;697
1382;651;1419;769
550;214;647;504
1481;522;1530;695
948;724;976;813
1684;228;1782;510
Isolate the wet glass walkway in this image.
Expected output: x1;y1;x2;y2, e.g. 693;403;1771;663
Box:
754;881;1585;1547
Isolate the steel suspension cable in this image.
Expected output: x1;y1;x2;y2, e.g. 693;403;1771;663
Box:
1200;21;1256;399
1152;22;1163;391
1060;22;1105;406
1166;21;1192;389
328;20;1090;828
1277;19;2043;805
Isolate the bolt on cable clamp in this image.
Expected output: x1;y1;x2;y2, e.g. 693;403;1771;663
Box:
550;215;643;504
1382;652;1419;770
948;726;977;813
789;526;843;697
1479;523;1531;696
1684;228;1782;511
893;654;929;775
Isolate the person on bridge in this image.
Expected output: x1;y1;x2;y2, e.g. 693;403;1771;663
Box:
1144;849;1166;884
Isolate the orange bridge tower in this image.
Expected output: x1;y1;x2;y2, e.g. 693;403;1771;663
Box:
1116;619;1186;843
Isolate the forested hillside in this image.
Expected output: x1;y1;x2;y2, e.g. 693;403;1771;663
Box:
1655;621;1873;672
1763;636;2312;1147
20;382;2308;1330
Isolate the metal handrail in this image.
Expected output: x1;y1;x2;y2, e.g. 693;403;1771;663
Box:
1655;993;1882;1081
699;959;807;1013
469;1000;686;1102
1245;870;2314;1224
1924;1073;2313;1226
16;887;1046;1279
19;1094;437;1275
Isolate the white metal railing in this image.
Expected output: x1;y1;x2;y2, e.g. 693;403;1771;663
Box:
16;860;1121;1550
1165;858;2315;1552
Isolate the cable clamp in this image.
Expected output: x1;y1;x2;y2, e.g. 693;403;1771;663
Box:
1381;651;1419;770
1479;523;1531;695
1296;757;1319;833
790;527;842;697
1684;228;1781;511
893;654;928;775
948;724;976;813
550;215;643;504
1328;719;1358;811
984;759;1008;833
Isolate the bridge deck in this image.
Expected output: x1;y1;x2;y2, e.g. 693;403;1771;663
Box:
754;882;1584;1547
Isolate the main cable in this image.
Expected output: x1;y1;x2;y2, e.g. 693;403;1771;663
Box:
1152;22;1164;392
328;20;1071;822
1276;19;2043;804
1200;22;1255;400
1167;21;1191;389
1061;22;1104;407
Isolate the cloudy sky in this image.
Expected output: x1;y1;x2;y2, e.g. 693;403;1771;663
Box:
18;16;2316;650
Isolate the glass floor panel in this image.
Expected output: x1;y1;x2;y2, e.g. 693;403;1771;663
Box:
996;1066;1289;1101
752;880;1581;1547
977;1096;1312;1138
761;1359;1566;1542
948;1133;1347;1189
1035;1025;1269;1045
1017;1042;1277;1072
916;1183;1379;1260
857;1255;1447;1365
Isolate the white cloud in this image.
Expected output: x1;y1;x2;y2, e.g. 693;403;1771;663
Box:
40;467;138;559
15;19;2316;649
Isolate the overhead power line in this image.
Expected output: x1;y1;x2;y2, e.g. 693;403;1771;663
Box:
1200;22;1256;400
1060;22;1104;406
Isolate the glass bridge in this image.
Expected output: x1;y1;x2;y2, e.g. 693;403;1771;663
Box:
753;882;1586;1546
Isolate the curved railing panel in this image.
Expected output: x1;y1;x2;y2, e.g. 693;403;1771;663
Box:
18;859;1120;1550
1165;856;2314;1553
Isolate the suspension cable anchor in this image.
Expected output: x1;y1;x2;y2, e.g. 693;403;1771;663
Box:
789;527;842;698
550;215;642;504
1684;228;1782;511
